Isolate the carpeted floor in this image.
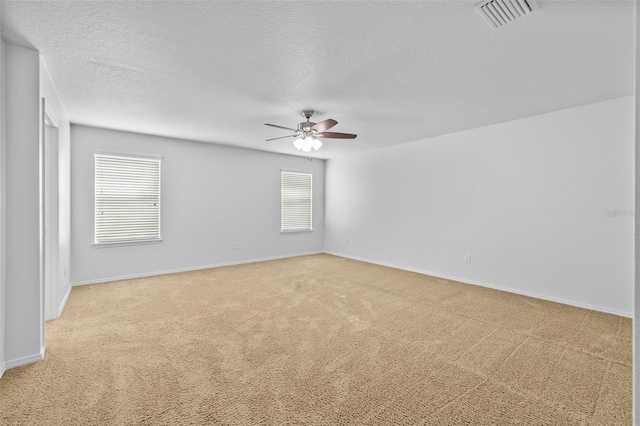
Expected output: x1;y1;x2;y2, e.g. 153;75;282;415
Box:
0;254;632;425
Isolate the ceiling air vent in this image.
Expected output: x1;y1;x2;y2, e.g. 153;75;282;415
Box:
475;0;539;29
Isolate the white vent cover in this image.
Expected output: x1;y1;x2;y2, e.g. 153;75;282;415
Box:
475;0;539;29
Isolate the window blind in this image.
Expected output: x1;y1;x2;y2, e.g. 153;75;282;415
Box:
95;154;161;244
281;171;312;232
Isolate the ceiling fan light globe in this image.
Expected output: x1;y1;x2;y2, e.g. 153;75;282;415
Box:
293;138;304;150
303;136;314;151
312;139;323;150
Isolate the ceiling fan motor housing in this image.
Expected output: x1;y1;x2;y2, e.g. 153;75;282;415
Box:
299;110;317;134
298;122;317;133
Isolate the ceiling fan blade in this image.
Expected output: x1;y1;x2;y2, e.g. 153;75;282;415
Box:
319;132;357;139
265;135;297;141
265;123;297;132
312;119;338;133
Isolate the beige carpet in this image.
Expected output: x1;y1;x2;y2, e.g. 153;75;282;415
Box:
0;254;632;425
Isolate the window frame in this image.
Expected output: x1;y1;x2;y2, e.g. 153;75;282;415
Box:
93;151;163;247
280;169;313;234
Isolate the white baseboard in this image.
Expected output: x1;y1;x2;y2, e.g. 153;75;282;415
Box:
72;251;325;286
57;283;72;316
0;361;5;379
4;345;45;370
324;251;633;318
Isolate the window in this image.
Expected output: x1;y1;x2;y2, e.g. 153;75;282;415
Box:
95;154;161;245
281;170;312;232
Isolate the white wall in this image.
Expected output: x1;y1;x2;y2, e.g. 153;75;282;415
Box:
40;57;71;319
632;2;638;421
325;96;634;317
0;19;6;378
4;44;44;367
71;125;325;284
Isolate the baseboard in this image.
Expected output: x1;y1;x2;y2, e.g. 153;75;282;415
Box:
4;345;45;370
57;283;72;316
0;361;5;379
72;251;325;286
324;251;633;318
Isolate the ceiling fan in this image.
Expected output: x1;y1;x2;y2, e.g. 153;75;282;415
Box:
265;110;357;152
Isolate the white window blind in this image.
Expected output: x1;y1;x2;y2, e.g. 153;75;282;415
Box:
281;171;312;232
95;154;161;244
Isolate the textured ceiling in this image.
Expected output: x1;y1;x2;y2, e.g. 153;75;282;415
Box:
0;1;634;159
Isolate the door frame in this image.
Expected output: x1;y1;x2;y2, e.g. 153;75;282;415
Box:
42;99;59;323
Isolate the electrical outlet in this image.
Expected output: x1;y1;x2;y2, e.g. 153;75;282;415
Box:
464;255;471;263
234;242;240;250
332;237;336;244
345;237;349;245
63;265;67;277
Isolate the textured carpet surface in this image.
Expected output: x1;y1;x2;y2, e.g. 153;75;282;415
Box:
0;254;632;425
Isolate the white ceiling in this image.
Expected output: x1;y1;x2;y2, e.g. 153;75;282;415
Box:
0;1;634;159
